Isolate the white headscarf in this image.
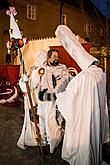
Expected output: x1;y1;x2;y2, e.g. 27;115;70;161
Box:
55;25;99;70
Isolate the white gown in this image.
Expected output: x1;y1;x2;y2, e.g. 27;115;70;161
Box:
17;63;70;153
56;65;109;165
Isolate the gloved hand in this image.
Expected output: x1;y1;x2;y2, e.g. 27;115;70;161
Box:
38;88;48;101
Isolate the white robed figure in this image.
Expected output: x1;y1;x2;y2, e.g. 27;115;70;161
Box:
17;50;48;149
55;25;110;165
17;49;70;153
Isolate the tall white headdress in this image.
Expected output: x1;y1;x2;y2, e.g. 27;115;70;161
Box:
55;25;99;70
6;7;22;39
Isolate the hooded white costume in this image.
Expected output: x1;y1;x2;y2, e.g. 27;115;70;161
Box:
55;25;109;165
17;50;47;150
17;49;70;153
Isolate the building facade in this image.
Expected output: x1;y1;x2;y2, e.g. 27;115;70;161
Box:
0;0;104;64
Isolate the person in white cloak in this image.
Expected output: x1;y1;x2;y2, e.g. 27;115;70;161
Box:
32;49;71;153
17;49;71;153
17;50;47;150
54;25;110;165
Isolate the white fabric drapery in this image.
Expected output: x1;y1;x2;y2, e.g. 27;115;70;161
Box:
56;65;109;165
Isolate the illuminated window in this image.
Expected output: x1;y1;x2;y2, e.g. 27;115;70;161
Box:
61;14;67;25
27;5;36;20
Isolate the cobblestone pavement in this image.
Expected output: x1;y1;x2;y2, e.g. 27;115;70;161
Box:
0;101;69;165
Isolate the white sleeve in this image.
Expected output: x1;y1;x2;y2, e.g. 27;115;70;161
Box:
56;77;78;119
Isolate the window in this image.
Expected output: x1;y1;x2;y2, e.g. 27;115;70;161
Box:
61;14;67;25
27;5;36;20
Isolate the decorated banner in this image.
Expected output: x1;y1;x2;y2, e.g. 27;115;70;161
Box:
0;65;20;104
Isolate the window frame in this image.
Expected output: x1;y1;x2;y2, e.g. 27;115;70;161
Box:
27;4;36;20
